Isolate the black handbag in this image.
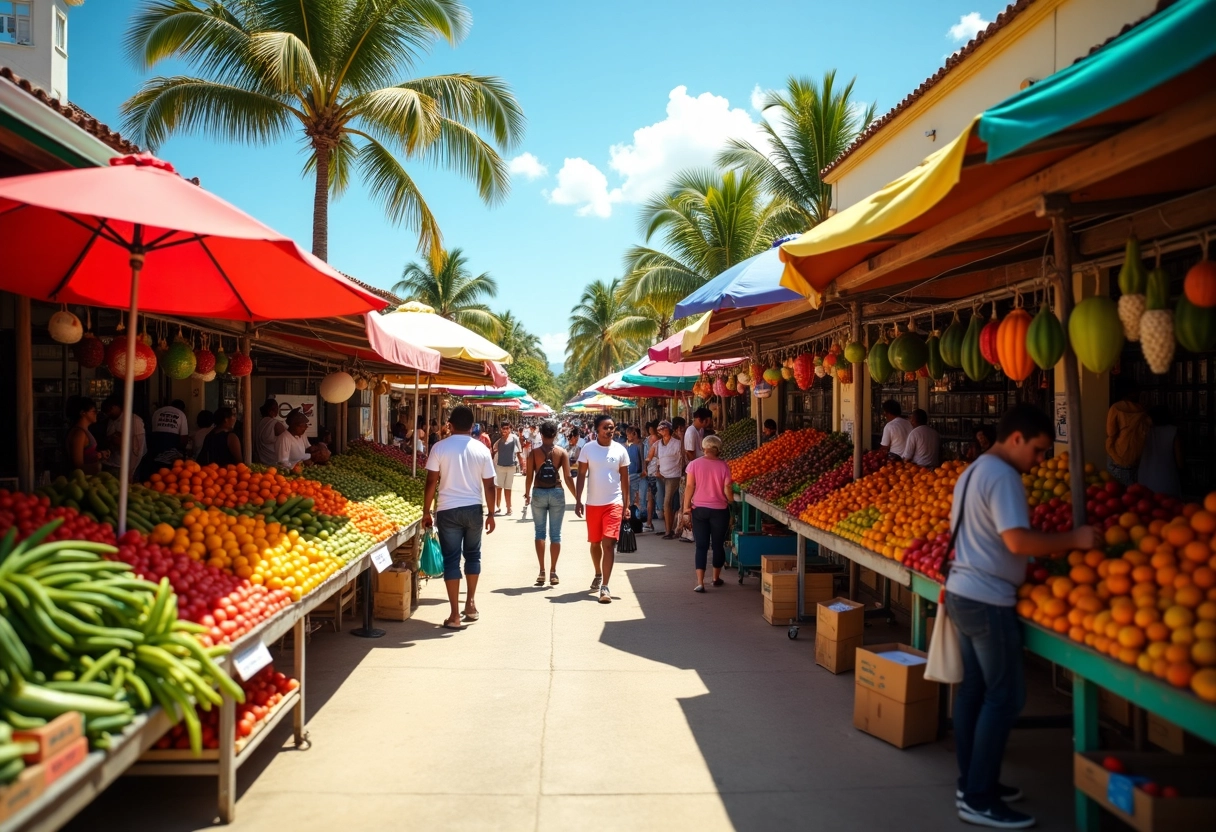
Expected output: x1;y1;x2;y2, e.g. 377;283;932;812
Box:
617;517;638;553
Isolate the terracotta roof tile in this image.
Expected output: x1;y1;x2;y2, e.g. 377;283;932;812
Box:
0;65;141;156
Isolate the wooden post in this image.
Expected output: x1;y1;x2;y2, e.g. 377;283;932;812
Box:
851;301;863;481
1047;211;1088;526
15;297;34;490
240;333;253;465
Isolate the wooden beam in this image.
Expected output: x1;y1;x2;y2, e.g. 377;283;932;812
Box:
1048;212;1088;527
1077;185;1216;258
834;90;1216;293
240;333;253;466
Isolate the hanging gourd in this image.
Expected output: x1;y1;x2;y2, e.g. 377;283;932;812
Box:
926;331;945;380
1175;295;1216;353
1116;236;1148;340
376;379;391;396
793;353;813;390
1068;296;1124;374
996;305;1034;383
867;335;892;384
1183;254;1216;308
1140;266;1174;374
48;308;83;344
762;366;782;385
1026;304;1065;369
106;336;158;382
355;375;369;391
961;313;992;381
213;346;230;375
76;332;105;369
889;321;928;373
979;302;1001;368
939;313;965;368
753;379;773;399
843;341;866;364
194;345;216;375
320;371;356;403
228;351;253;377
163;332;197;380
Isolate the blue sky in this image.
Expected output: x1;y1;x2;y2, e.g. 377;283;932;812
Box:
67;1;1007;364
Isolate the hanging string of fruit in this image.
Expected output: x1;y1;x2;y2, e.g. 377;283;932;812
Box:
961;305;993;381
996;293;1034;384
889;318;927;375
76;308;105;369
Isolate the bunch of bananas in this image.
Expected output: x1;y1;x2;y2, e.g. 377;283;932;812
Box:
0;519;242;753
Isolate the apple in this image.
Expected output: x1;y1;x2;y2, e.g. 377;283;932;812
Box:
1101;756;1125;773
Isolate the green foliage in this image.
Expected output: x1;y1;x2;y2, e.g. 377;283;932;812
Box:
393;248;501;338
506;357;558;407
565;279;655;383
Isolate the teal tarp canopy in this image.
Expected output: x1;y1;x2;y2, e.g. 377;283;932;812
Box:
979;0;1216;161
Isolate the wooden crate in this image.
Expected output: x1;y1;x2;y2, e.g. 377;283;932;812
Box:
310;577;357;631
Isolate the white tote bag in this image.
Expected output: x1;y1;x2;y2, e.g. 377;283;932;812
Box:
924;603;964;684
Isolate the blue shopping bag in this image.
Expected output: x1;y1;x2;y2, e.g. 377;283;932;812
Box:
420;529;444;577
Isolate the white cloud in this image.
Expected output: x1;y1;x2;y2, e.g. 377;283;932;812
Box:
750;84;767;112
508;152;548;180
545;86;766;219
949;11;990;42
546;158;613;218
539;333;569;364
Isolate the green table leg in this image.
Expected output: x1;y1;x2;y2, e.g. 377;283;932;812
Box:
912;594;927;651
1074;675;1100;832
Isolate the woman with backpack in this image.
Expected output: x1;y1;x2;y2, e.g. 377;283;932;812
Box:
524;421;578;587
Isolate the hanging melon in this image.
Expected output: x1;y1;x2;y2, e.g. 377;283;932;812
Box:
1140;267;1174;374
996;308;1034;382
1068;297;1124;374
793;353;813;390
780;366;793;381
961;314;992;381
867;339;892;384
48;310;83;344
925;333;945;380
889;327;928;373
76;332;105;369
1117;237;1148;341
843;341;866;364
939;313;965;368
163;338;196;380
762;367;782;385
1175;295;1216;353
979;318;1001;368
228;352;253;377
106;337;158;382
213;347;229;375
1026;306;1065;369
1183;258;1216;308
194;347;216;375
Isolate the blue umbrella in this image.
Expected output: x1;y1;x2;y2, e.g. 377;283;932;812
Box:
674;235;804;319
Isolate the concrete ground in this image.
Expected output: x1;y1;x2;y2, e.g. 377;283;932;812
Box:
69;500;1080;831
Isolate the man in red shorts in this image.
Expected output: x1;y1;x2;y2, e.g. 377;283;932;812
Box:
574;413;630;603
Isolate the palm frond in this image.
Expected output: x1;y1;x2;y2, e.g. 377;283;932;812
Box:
248;30;323;95
355;135;443;262
121;75;295;150
349;85;443;153
397;74;525;150
124;1;257;85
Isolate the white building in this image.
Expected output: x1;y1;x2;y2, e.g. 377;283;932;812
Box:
0;0;80;102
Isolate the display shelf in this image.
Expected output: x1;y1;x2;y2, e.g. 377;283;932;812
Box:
0;708;172;832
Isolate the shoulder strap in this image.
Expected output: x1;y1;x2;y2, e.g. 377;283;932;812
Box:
940;468;972;583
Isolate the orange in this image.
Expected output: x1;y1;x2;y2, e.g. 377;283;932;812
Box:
1193;640;1216;667
1165;662;1195;689
1133;607;1160;628
1150;550;1176;569
1118;512;1139;529
1145;622;1171;643
1016;599;1036;619
1042;598;1067;618
1107;559;1132;577
1172;627;1196;647
1076;595;1104;614
1085;549;1107;568
1069;626;1086;643
1137;652;1153;673
1152;658;1169;678
1175;585;1204;609
1117;646;1140;666
1205;493;1216;513
1165;523;1195;548
1165;643;1191;664
1164;605;1195;629
1183;540;1211;564
1106;575;1132;596
1156;566;1179;588
1105;526;1129;545
1052;617;1069;634
1131;564;1156;584
1192;667;1216;702
1138;534;1161;555
1147;641;1169;659
1117;626;1145;649
1070;565;1098;585
1051;578;1075;600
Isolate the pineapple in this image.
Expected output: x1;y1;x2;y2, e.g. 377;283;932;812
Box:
1117;293;1146;341
1139;309;1175;374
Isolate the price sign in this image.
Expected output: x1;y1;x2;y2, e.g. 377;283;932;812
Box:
370;544;392;573
233;640;273;681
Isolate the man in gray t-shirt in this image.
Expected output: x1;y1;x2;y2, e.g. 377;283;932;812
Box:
945;405;1100;829
491;424;525;515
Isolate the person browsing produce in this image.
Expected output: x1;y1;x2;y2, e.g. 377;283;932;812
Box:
682;434;734;592
945;404;1101;829
903;409;940;468
523;420;577;587
65;396;105;475
575;414;630;604
879;399;912;459
276;409;316;470
647;420;684;539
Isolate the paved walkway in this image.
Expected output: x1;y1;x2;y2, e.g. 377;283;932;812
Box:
71;500;1077;831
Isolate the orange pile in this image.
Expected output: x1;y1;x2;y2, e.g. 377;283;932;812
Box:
1017;493;1216;702
802;460;908;530
148;460;348;515
345;500;395;541
852;460;967;560
729;429;826;482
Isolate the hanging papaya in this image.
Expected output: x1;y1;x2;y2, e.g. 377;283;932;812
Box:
926;333;945;380
793;353;813;390
1068;297;1124;374
1175;295;1216;353
889;329;928;373
961;315;992;381
867;340;892;384
1026;306;1065;369
939;314;965;368
843;341;866;364
1183;258;1216;308
996;308;1034;382
979;318;1001;367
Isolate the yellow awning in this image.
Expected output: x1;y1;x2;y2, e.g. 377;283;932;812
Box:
779;118;977;305
679;311;714;357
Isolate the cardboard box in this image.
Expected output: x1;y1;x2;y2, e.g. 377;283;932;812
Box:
855;644;937;704
1074;752;1216;832
762;597;798;625
760;555;797;574
815;632;864;674
375;565;413;596
853;685;938;748
0;763;45;822
1099;688;1131;727
13;712;82;763
1146;712;1203;755
815;597;864;641
41;736;88;787
762;571;835;605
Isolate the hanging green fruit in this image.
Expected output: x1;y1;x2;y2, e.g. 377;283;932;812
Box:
213;347;230;375
961;314;992;381
1026;306;1065;369
163;338;197;380
843;341;866;364
867;339;892;384
1117;236;1148;341
940;313;965;368
1068;297;1124;374
1140;267;1174;374
925;333;945;380
889;327;928;373
1175;295;1216;353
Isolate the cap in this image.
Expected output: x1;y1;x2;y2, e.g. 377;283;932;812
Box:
658;420;673;430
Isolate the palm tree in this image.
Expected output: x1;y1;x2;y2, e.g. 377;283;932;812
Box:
620;168;804;322
495;310;545;363
717;71;875;228
393;247;500;338
566;279;656;382
122;0;524;262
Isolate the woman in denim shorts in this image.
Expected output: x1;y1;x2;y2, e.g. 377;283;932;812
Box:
524;421;578;587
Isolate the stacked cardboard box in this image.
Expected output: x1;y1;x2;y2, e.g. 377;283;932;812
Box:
814;597;865;673
374;565;414;621
1;713;88;822
759;556;835;625
1074;751;1216;832
853;643;939;748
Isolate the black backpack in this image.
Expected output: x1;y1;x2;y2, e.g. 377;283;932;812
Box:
534;447;560;489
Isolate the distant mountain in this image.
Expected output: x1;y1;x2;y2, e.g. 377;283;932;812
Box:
548;362;563;375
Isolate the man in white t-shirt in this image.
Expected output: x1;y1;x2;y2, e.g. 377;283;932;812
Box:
100;395;145;482
684;407;712;464
574;414;630;604
424;406;497;630
144;399;189;478
275;409;313;470
903;409;941;468
256;399;286;466
879;399;913;459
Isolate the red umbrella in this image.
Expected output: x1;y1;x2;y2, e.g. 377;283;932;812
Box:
0;154;391;532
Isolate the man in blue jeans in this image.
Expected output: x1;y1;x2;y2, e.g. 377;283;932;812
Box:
945;404;1100;829
422;406;497;630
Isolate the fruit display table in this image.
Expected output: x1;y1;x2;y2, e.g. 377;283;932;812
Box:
128;521;420;824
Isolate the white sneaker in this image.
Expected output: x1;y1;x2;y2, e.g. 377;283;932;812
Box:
598;586;612;603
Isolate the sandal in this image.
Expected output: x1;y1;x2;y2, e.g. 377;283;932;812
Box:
590;574;602;591
441;620;463;630
549;572;560;586
712;579;724;587
535;572;547;587
693;585;706;593
462;609;480;621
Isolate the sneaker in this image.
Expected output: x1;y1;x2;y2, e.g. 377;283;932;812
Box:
955;786;1023;808
957;799;1035;829
598;586;612;603
643;524;654;532
590;574;602;591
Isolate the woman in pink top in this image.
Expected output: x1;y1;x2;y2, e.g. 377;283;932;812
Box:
682;434;734;592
